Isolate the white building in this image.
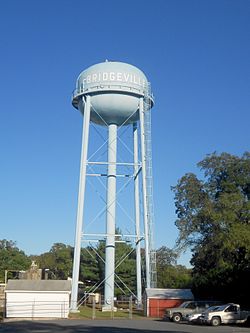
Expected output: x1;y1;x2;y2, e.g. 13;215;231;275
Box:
5;280;71;319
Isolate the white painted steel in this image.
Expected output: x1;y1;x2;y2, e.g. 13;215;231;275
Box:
70;95;91;311
143;101;157;288
72;61;153;126
139;97;150;288
133;122;142;308
71;61;154;311
104;124;117;310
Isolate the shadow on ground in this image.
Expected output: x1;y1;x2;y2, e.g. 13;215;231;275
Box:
0;320;190;333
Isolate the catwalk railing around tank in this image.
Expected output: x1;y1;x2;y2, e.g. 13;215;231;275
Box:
72;82;154;107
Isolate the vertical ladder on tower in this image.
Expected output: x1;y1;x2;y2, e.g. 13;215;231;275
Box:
143;85;157;288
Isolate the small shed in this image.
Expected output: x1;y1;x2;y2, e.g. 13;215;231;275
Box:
144;288;194;318
5;280;71;319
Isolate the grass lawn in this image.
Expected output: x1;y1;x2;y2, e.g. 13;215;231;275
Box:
69;305;145;320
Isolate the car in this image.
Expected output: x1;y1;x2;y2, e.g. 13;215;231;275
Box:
186;305;221;324
164;300;222;323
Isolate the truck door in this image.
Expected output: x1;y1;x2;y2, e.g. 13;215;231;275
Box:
224;305;240;323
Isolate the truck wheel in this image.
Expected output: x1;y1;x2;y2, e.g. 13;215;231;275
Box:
172;313;182;323
211;316;221;326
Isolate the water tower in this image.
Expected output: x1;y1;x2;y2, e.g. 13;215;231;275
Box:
70;61;156;312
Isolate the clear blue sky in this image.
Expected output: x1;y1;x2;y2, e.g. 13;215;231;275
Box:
0;0;249;266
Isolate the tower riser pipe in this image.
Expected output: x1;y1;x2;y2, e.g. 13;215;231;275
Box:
104;123;117;310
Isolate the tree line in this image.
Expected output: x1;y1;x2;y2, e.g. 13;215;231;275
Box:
1;152;249;305
0;238;192;298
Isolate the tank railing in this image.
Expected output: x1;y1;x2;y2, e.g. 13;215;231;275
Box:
72;82;154;104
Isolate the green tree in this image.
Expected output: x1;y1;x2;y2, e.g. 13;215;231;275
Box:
79;246;100;288
156;246;192;288
114;241;136;298
36;243;73;279
172;152;250;303
0;239;30;282
156;246;178;267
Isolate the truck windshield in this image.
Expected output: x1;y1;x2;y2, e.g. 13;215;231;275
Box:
216;304;230;311
205;305;220;312
180;302;193;308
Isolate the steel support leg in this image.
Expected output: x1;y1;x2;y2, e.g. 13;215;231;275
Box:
70;95;91;311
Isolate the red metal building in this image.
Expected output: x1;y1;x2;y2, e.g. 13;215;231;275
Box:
143;288;194;318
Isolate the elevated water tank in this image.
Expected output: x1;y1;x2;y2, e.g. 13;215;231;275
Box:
72;61;154;126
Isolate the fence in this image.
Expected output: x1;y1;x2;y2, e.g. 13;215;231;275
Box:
73;299;144;320
2;299;144;320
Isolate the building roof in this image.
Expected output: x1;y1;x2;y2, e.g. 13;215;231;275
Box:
5;280;71;292
144;288;194;300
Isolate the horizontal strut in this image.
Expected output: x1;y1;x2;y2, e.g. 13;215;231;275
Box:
87;161;141;167
86;173;132;177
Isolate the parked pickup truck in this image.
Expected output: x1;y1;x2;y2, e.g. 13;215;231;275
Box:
200;303;250;326
164;300;222;323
